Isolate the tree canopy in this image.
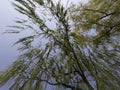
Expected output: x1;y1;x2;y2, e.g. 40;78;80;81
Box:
0;0;120;90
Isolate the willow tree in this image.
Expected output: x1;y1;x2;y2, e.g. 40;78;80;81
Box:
0;0;120;90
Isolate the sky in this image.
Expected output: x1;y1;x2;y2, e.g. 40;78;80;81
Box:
0;0;88;90
0;0;20;71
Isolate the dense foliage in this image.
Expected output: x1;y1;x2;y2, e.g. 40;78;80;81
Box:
0;0;120;90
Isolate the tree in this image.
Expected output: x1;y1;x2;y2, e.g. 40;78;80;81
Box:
0;0;120;90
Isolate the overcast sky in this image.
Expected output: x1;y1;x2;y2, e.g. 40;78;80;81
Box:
0;0;19;71
0;0;88;89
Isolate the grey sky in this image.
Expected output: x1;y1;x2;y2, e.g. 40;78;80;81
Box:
0;0;19;71
0;0;34;72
